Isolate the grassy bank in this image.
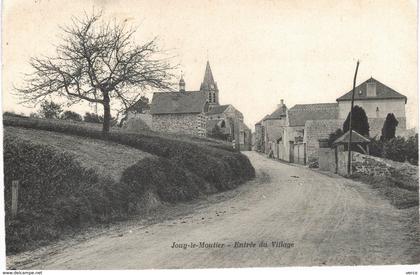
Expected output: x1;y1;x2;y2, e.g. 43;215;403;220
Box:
350;174;419;209
3;116;255;254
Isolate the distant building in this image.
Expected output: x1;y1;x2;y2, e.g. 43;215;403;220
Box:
255;77;409;164
147;61;251;150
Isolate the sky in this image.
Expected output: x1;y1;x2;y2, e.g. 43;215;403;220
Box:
2;0;418;129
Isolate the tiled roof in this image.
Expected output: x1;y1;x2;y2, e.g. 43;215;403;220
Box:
261;114;271;121
206;105;230;115
336;77;407;103
150;91;208;115
265;105;287;120
333;130;370;145
288;103;339;126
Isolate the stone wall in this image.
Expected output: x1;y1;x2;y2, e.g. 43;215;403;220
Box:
152;113;205;136
304;119;344;163
335;152;418;189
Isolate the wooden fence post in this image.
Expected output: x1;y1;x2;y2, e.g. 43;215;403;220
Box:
11;180;19;218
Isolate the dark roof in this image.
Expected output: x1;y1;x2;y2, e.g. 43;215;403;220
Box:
200;61;218;91
336;77;407;103
288;103;339;126
150;91;208;115
127;98;150;113
206;105;230;115
261;114;271;121
333;130;370;145
265;105;287;120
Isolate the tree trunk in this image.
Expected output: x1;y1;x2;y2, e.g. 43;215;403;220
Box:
102;92;111;134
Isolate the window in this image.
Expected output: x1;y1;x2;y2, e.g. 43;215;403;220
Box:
367;83;376;97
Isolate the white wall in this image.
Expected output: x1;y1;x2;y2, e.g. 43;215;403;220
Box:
338;99;406;119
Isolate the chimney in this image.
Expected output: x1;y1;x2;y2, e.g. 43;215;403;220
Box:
278;99;284;109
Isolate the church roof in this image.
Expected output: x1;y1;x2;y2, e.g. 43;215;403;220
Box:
288;103;339;126
150;91;208;115
200;61;218;91
336;77;407;103
206;104;230;115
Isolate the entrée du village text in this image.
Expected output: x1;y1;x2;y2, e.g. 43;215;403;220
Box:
171;241;295;250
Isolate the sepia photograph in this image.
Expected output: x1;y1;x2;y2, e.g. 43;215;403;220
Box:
1;0;419;273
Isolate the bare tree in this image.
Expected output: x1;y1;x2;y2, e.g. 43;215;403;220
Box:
15;11;176;133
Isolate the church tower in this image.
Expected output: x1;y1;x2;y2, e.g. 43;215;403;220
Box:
200;61;219;106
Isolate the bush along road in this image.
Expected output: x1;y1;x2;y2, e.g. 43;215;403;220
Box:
7;151;419;269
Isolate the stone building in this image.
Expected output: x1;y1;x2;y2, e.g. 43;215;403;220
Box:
150;91;208;136
206;104;251;150
336;77;407;137
261;100;288;159
147;61;252;150
255;77;409;164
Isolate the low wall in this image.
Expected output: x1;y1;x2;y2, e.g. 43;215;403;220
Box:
335;151;418;189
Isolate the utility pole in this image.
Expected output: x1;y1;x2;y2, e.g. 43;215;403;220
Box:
347;60;360;176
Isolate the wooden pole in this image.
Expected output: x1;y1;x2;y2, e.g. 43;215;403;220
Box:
11;180;19;218
347;60;360;176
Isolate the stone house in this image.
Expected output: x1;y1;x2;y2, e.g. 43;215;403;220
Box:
150;91;208;136
255;77;409;164
336;77;407;137
261;100;288;159
206;104;252;150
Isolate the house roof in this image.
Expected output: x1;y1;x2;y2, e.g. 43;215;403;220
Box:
336;77;407;103
206;104;230;115
264;105;288;120
333;130;371;145
127;98;150;113
150;91;208;115
288;103;339;126
261;114;271;121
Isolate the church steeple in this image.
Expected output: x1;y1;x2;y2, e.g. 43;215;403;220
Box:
200;61;219;106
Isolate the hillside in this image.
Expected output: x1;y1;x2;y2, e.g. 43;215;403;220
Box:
5;127;155;181
3;116;255;254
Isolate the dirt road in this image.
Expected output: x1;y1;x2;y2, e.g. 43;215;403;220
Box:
8;152;419;269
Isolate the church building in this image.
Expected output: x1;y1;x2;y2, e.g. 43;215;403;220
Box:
149;61;251;149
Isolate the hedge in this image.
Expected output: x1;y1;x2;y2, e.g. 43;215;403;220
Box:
3;116;255;185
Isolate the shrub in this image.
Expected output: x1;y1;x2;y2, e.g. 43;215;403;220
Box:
39;100;63;119
369;135;418;166
84;112;117;126
61;110;83;121
343;105;369;137
84;112;103;123
405;134;418;165
327;128;344;147
383;136;407;162
3;111;26;118
381;113;398;141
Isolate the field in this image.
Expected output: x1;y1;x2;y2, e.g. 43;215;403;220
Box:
3;116;255;254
